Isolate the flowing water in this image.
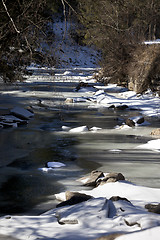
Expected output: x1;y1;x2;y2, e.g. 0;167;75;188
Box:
0;68;160;216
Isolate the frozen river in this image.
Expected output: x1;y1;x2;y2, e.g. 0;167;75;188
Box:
0;68;160;216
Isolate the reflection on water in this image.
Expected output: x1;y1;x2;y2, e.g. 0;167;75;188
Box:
0;124;83;215
0;171;61;214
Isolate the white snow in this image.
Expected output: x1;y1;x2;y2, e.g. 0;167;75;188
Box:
117;227;160;240
52;19;100;68
90;126;102;131
38;162;66;172
47;161;66;168
109;149;122;152
136;139;160;151
1;181;160;239
62;125;71;131
69;125;89;133
144;39;160;45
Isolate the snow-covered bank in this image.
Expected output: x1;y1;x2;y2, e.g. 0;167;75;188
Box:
71;84;160;119
51;19;101;69
1;175;160;240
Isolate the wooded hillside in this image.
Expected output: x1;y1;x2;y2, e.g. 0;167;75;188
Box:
1;0;160;93
74;0;160;93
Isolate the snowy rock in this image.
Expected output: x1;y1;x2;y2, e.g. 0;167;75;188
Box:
62;125;71;131
90;126;102;131
63;71;72;75
78;171;125;187
10;106;34;120
98;173;125;185
55;192;66;202
56;191;92;207
46;162;66;168
94;89;105;96
38;162;66;172
69;125;89;133
0;115;28;126
55;197;110;225
65;191;91;201
129;116;145;125
77;170;104;187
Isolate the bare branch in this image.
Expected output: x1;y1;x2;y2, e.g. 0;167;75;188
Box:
61;0;67;41
63;0;78;15
1;0;20;33
25;36;32;58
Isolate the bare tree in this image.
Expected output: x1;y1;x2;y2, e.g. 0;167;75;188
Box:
76;0;160;85
0;0;59;82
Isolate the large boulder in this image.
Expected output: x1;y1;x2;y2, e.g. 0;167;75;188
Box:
77;170;104;187
98;173;125;185
125;116;145;127
56;191;92;208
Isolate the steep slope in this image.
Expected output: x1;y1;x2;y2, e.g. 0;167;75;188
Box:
52;19;100;68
